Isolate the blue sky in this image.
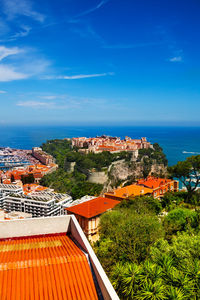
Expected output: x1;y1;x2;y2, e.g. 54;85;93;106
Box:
0;0;200;125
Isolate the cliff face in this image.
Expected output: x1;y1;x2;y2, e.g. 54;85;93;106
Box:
88;158;167;191
41;139;168;197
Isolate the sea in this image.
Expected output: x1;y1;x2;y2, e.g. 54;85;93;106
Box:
0;125;200;166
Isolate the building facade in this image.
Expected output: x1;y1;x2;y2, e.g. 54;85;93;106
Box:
137;177;179;199
66;197;120;242
32;147;55;165
0;191;72;218
104;184;154;201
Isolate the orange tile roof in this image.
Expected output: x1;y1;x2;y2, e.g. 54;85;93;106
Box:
66;197;120;218
105;184;153;199
3;179;11;184
137;177;173;189
0;233;98;300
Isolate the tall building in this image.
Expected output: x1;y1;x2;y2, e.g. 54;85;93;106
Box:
0;215;119;299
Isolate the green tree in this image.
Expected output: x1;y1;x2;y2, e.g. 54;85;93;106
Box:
163;208;199;238
168;155;200;198
98;210;164;269
21;173;35;184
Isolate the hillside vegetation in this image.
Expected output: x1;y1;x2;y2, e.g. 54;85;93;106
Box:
94;190;200;299
40;139;167;199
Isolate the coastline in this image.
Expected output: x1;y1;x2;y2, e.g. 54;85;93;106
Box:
0;125;200;166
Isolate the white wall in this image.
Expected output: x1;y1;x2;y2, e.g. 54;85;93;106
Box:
0;215;70;238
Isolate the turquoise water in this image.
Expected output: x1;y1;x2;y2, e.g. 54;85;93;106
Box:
0;125;200;166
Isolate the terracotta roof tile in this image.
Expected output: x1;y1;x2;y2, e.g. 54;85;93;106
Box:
105;184;153;199
137;177;173;189
66;197;120;218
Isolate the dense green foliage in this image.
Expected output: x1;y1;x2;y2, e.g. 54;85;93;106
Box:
21;173;35;184
42;139;72;167
94;197;164;273
65;149;132;173
40;168;103;198
40;139;168;198
111;234;200;299
40;139;132;198
168;155;200;196
138;143;168;178
138;143;168;166
161;191;200;211
164;208;199;238
94;191;200;299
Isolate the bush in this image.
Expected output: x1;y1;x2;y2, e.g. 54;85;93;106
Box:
119;196;162;215
164;208;199;238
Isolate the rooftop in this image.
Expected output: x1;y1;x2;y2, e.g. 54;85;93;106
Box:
137;177;174;189
0;233;98;299
105;184;153;199
66;197;120;218
0;183;22;190
0;215;119;299
7;191;71;203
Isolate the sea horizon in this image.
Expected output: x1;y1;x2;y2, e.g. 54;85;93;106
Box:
0;124;200;166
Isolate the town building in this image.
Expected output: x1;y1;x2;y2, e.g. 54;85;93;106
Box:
0;191;72;218
1;163;58;184
66;197;120;242
0;215;119;299
137;176;179;198
23;183;52;195
0;183;23;195
72;135;151;154
64;195;96;208
32;147;55;165
104;184;154;201
0;210;32;220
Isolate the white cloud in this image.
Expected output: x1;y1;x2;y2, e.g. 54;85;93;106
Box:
2;0;45;23
17;101;52;107
10;25;31;40
169;56;183;62
0;46;22;61
21;58;50;76
73;0;109;19
40;95;58;100
0;64;27;81
44;72;114;80
0;90;6;93
0;45;50;81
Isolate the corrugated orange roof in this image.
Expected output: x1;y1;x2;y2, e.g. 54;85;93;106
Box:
0;233;98;300
105;184;153;199
66;197;120;218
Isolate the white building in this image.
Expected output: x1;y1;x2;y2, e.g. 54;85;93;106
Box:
0;183;23;196
0;191;72;218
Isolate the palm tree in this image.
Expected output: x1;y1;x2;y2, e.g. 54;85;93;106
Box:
136;278;167;300
166;286;187;300
111;262;143;299
142;260;163;282
121;263;143;299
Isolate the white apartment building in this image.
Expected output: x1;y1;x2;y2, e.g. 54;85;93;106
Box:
0;183;23;195
0;191;72;218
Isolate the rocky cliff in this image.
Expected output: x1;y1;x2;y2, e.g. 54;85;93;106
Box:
88;157;167;192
